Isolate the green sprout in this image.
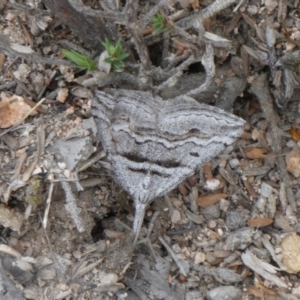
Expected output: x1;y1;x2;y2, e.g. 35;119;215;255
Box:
151;13;172;34
102;38;129;72
62;49;97;71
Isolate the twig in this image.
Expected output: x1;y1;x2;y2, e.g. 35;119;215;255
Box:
0;81;16;91
249;73;296;211
43;181;54;229
13;77;35;99
68;0;121;20
37;70;57;100
146;211;160;240
176;0;239;30
163;194;174;217
164;49;191;72
202;0;241;18
22;126;45;182
161;33;170;68
173;24;202;46
156;52;195;92
78;151;106;172
124;0;151;72
61;178;85;232
10;152;27;180
186;43;215;98
158;236;187;276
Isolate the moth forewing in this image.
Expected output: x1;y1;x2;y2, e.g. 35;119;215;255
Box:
92;90;245;243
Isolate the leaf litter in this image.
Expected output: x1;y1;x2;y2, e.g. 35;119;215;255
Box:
1;0;300;299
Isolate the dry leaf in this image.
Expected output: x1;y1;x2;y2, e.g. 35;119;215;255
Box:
241;250;287;288
243;178;258;198
191;0;200;9
198;193;228;207
255;280;277;295
178;182;189;196
286;146;300;178
290;127;300;141
247;218;273;227
241;13;256;29
0;52;5;69
247;285;264;298
0;204;23;232
0;93;35;128
244;147;268;159
204;163;213;180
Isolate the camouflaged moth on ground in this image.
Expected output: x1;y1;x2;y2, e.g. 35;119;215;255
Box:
92;89;245;243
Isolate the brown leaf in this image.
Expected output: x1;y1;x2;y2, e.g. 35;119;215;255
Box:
286;147;300;178
0;52;5;69
0;204;23;231
290;127;300;141
178;182;189;196
247;218;273;227
226;13;242;34
197;193;228;207
190;0;200;9
241;13;256;29
244;147;268;159
246;285;264;298
203;163;213;180
244;178;258;198
0;93;35;128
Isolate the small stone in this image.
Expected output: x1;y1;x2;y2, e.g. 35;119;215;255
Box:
264;0;278;13
13;63;31;82
226;209;250;230
58;162;66;170
280;233;300;274
208;220;217;229
287;140;296;149
200;205;220;221
204;179;221;191
260;182;273;197
194;252;206;264
219;199;230;212
228;158;240;168
171;209;181;223
100;273;119;284
247;5;258;15
206;252;218;264
57;88;69;103
207;286;242;300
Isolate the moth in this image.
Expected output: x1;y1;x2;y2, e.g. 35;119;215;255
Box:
92;89;245;242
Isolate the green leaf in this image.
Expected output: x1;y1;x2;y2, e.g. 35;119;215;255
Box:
101;38;129;72
62;49;97;70
102;38;113;52
118;52;129;60
151;13;172;34
114;61;125;72
104;57;114;64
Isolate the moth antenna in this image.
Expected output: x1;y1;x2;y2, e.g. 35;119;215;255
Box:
133;201;147;245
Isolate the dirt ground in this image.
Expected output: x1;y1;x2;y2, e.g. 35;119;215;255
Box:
1;0;300;299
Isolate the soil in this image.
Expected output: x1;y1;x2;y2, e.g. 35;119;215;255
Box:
1;0;300;299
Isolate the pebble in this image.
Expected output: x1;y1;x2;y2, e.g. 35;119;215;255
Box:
207;286;242;300
228;158;240;168
171;209;181;223
260;182;273;197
